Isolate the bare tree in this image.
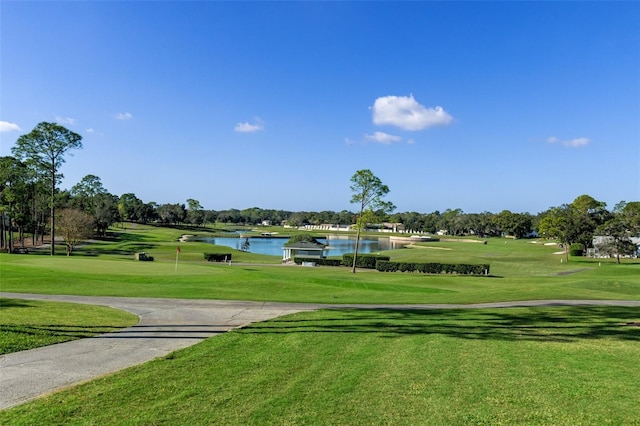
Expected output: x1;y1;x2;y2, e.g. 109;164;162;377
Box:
57;208;94;256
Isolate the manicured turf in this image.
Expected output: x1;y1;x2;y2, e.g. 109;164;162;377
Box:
1;225;639;304
0;298;138;354
1;307;638;424
1;225;638;424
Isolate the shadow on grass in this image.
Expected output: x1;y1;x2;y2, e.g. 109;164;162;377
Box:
79;242;160;257
0;299;36;308
238;306;640;343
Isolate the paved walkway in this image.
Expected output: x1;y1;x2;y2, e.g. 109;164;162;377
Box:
1;293;639;410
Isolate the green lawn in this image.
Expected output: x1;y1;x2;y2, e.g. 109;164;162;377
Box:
2;233;639;303
1;306;638;425
0;298;138;354
1;225;638;424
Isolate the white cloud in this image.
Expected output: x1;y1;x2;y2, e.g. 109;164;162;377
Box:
115;112;133;120
365;131;402;144
86;128;95;133
371;95;453;130
547;136;590;148
0;121;21;132
55;116;76;125
234;117;264;133
344;137;356;146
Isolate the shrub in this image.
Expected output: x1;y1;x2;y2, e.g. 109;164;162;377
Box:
293;257;343;266
343;253;391;269
569;243;584;257
204;253;232;262
376;261;489;275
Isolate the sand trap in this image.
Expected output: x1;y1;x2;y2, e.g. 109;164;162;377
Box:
407;244;452;250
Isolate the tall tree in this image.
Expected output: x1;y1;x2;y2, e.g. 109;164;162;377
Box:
12;122;82;255
186;198;204;226
349;169;395;273
70;174;107;214
118;193;144;223
0;156;30;251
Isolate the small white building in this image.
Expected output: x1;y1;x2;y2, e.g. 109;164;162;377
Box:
282;241;326;261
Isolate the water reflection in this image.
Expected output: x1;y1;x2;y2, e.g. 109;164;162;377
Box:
199;235;399;257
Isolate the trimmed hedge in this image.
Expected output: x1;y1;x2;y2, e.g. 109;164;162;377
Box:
569;243;584;257
293;257;343;266
376;261;490;275
343;253;391;269
204;253;232;262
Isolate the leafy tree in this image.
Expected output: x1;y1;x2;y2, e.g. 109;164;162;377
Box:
186;198;205;226
493;210;533;238
538;195;609;260
349;169;395;273
94;193;120;235
70;175;107;214
438;208;464;235
285;233;321;246
12;122;83;255
596;201;640;263
57;208;94;256
568;194;610;249
118;193;144;222
0;156;31;251
538;205;573;260
157;203;186;225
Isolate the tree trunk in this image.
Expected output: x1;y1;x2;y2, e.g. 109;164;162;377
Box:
351;226;361;273
50;169;55;256
0;214;5;249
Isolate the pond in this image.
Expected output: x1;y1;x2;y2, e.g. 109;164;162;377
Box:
199;235;398;257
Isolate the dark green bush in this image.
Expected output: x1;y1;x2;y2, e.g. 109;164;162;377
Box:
343;253;391;269
293;257;343;266
204;253;232;262
569;243;584;257
376;261;489;275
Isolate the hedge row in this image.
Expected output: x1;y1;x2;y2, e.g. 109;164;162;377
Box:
293;257;343;266
204;253;232;262
342;254;391;269
376;261;490;275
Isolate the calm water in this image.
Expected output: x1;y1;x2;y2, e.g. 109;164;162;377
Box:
200;235;396;257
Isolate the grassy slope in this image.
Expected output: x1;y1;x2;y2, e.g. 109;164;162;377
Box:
1;307;638;425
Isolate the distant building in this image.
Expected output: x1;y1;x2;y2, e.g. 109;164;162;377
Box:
591;235;640;258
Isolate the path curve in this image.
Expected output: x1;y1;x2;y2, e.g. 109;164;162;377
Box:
1;292;639;410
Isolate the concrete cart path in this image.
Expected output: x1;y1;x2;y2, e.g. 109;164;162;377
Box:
1;293;639;410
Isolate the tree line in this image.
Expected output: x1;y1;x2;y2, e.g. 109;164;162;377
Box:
1;122;639;258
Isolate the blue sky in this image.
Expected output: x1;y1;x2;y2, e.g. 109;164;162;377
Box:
1;1;638;214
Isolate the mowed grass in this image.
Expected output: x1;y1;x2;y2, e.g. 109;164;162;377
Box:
2;306;639;425
1;225;639;423
1;226;639;303
0;298;138;354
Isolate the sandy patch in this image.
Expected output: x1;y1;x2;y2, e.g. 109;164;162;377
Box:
407;244;453;250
